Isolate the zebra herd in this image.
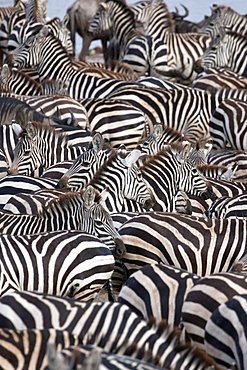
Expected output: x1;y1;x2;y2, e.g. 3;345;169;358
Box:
0;0;247;369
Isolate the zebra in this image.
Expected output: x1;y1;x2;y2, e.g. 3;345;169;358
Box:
0;174;57;209
204;293;247;370
57;131;113;191
88;0;168;76
0;229;115;301
199;4;247;38
209;98;247;151
0;1;24;23
138;142;213;212
117;212;247;276
79;96;151;148
204;194;247;219
8;15;73;56
192;67;247;91
0;290;220;370
131;1;211;83
107;83;247;144
0;63;43;95
21;94;89;129
0;184;125;256
10;25;141;99
8;121;91;177
87;148;154;213
118;263;201;329
0;123;20;175
195;29;247;77
207;148;247;182
188;176;247;216
181;272;247;351
0;328;80;370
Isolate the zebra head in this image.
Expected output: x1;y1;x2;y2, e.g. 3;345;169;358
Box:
57;132;112;191
81;185;126;259
8;121;67;176
171;143;213;200
88;1;113;35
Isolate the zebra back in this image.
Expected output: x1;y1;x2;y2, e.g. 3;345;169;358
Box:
0;290;221;370
118;212;247;276
181;272;247;350
204;293;247;370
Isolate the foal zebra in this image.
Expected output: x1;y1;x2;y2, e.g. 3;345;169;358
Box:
0;290;220;369
0;230;115;301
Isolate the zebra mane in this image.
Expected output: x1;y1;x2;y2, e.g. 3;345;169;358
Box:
105;0;136;22
39;188;102;214
196;163;228;171
89;149;119;186
8;67;41;87
139;142;185;167
224;29;247;40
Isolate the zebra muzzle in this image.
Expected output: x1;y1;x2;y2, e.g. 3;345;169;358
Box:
113;238;126;259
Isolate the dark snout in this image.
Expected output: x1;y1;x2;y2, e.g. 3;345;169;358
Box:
57;176;69;189
113;238;126;259
200;181;215;200
194;58;204;74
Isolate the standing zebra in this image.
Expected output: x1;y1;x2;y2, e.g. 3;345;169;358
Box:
118;212;247;276
0;230;115;301
132;1;211;83
10;25;139;99
88;0;168;76
181;272;247;351
204;293;247;370
199;4;247;38
195;29;247;77
0;290;220;369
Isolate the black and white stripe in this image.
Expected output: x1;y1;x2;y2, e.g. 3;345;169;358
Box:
118;212;247;276
204;293;247;370
0;230;115;300
181;272;247;350
0;290;220;369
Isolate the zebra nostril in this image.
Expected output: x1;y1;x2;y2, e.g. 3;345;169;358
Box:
113;238;126;259
194;59;204;73
7;168;18;175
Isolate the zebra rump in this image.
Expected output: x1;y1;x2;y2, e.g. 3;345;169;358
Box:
204;293;247;370
0;230;115;300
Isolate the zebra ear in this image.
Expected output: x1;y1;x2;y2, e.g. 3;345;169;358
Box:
83;185;96;207
100;187;110;203
121;149;141;167
99;2;107;10
25;122;37;139
62;13;69;26
1;64;10;80
12;123;23;137
38;25;50;40
181;142;192;160
92;132;104;152
153;124;163;139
